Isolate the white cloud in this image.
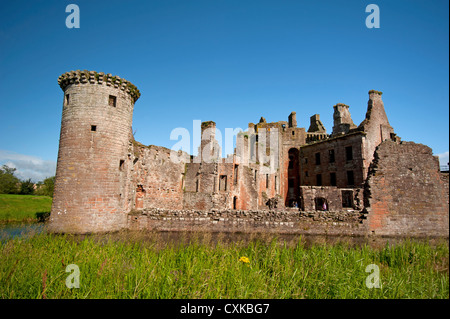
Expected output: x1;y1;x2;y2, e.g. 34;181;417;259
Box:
0;150;56;182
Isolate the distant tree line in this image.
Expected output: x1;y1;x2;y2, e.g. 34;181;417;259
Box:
0;165;55;197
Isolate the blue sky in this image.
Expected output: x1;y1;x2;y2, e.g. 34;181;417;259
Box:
0;0;448;181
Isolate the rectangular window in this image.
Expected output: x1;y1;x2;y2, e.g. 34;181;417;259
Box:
234;165;238;185
91;125;97;132
109;95;117;107
288;179;294;187
65;94;70;106
266;174;269;189
345;146;353;161
219;175;227;191
330;172;336;186
119;160;125;171
329;149;335;163
347;170;355;186
292;131;295;136
305;171;308;177
275;175;278;191
195;179;199;192
315;152;321;165
316;174;322;186
254;170;258;182
342;190;353;208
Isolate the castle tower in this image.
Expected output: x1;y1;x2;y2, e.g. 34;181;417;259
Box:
49;70;140;233
199;121;221;163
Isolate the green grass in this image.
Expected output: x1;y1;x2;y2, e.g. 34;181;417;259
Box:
0;194;52;222
0;230;448;299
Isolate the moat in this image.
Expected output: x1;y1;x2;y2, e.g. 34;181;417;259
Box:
1;222;447;249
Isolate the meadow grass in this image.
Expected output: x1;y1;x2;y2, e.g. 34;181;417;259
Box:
0;229;448;299
0;194;52;222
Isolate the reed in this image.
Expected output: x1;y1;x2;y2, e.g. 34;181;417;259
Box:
0;230;448;299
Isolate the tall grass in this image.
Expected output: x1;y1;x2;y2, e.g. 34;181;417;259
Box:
0;194;52;222
0;230;448;299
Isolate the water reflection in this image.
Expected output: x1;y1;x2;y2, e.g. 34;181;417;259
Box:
0;222;45;242
0;223;447;249
72;229;448;250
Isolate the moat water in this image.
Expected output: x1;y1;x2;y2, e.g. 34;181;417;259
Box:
0;222;447;248
0;222;45;241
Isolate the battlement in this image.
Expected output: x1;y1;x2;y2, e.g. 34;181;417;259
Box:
368;90;383;96
333;103;349;108
57;70;141;102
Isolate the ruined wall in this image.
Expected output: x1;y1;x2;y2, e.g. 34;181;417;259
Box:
299;132;366;188
245;119;287;209
183;162;230;210
300;186;363;211
128;208;364;236
130;142;186;211
440;172;449;208
235;165;259;210
280;123;306;208
363;141;449;237
358;90;395;170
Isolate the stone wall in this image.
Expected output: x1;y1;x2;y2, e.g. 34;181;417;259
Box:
235;165;259;210
130;142;186;210
363;140;449;237
357;90;395;170
440;172;449;207
300;186;362;211
127;208;365;236
299;132;366;188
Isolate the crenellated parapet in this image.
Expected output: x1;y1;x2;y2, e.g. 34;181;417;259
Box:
57;70;141;102
368;90;382;96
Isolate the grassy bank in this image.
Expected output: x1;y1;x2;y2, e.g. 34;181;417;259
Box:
0;194;52;223
0;231;448;299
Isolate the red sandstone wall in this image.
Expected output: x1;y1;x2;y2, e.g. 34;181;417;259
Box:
130;143;186;210
364;141;449;237
299;133;366;188
358;91;394;171
50;71;139;233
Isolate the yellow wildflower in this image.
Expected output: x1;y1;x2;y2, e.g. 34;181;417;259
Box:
239;256;250;264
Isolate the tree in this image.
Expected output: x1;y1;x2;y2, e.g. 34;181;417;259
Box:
35;176;55;197
0;165;20;194
20;178;35;195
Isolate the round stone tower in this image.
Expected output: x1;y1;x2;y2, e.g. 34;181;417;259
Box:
49;70;140;233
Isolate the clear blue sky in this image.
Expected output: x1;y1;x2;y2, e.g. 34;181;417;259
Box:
0;0;448;181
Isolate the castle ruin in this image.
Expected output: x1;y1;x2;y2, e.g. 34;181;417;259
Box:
49;70;449;237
